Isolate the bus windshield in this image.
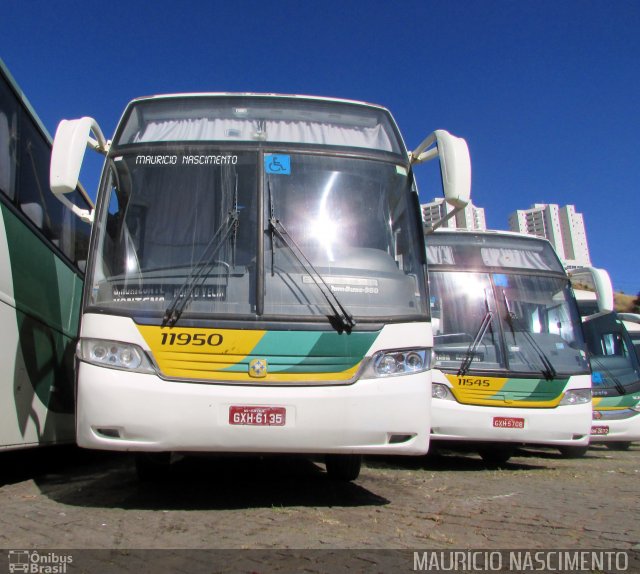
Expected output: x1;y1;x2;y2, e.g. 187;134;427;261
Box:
583;312;640;396
427;232;589;377
87;97;427;323
430;271;589;376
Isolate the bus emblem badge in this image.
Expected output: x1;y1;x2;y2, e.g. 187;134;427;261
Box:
249;359;268;378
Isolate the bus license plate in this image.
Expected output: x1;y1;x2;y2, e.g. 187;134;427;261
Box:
229;406;286;426
493;416;525;429
591;425;609;436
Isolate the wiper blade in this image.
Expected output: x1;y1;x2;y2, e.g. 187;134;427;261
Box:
269;217;355;333
521;330;557;381
458;311;493;376
590;357;628;396
267;177;354;333
459;289;493;376
162;209;238;327
502;290;556;381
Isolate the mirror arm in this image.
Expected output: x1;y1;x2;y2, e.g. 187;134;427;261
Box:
410;132;437;164
423;205;463;235
411;147;439;164
84;117;110;154
88;134;110;154
56;193;94;223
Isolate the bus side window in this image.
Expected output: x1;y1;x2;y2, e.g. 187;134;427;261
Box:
18;124;56;237
0;76;18;200
601;332;625;357
0;110;16;199
1;73;88;274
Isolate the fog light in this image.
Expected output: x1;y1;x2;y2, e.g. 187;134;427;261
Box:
432;383;456;401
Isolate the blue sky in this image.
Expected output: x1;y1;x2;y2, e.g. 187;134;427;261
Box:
3;0;639;294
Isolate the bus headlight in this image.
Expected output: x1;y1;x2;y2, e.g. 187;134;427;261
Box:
363;348;431;378
77;339;155;374
559;389;591;406
432;383;456;401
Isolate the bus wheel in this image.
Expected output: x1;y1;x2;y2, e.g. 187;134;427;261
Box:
325;454;362;482
478;447;513;469
135;452;172;482
606;442;631;451
558;445;589;458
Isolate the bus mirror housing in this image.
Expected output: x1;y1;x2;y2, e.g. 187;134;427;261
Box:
569;267;614;314
411;130;471;209
50;117;108;223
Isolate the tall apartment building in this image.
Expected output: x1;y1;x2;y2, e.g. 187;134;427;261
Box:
508;203;591;269
421;198;486;231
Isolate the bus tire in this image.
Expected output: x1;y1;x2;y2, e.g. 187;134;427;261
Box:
325;454;362;482
478;446;513;469
605;442;631;451
558;445;589;458
134;452;172;482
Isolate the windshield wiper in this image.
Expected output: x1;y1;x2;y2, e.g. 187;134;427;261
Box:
521;330;557;381
502;290;557;381
268;179;355;333
589;357;628;396
458;293;493;376
162;207;238;328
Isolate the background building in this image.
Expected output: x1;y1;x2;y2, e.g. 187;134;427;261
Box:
421;198;486;231
509;203;591;269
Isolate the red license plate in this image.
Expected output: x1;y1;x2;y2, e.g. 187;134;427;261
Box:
591;425;609;436
229;406;286;426
493;416;525;429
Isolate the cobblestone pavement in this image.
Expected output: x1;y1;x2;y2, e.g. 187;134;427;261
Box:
0;444;638;571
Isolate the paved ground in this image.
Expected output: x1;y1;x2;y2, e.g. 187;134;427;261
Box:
0;443;638;572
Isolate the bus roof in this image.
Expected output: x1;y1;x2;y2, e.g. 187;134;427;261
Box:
431;228;554;244
426;228;565;273
127;92;389;112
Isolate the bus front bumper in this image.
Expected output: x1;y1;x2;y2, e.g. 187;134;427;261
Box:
430;399;591;446
76;363;431;455
589;409;640;443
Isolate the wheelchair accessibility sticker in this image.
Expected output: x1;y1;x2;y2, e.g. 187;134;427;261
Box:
265;154;291;175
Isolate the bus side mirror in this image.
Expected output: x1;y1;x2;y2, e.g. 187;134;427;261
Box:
411;130;471;209
50;117;108;223
50;117;108;195
569;267;614;314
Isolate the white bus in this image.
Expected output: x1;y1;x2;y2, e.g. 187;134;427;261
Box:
582;311;640;450
0;57;92;450
49;93;471;480
426;229;592;465
569;269;640;450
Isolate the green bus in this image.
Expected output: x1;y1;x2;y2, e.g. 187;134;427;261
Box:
0;58;91;450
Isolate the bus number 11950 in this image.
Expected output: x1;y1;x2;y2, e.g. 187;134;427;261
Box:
160;332;223;346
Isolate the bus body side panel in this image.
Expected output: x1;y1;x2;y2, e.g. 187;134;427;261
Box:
76;314;431;455
430;369;592;446
0;203;79;450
